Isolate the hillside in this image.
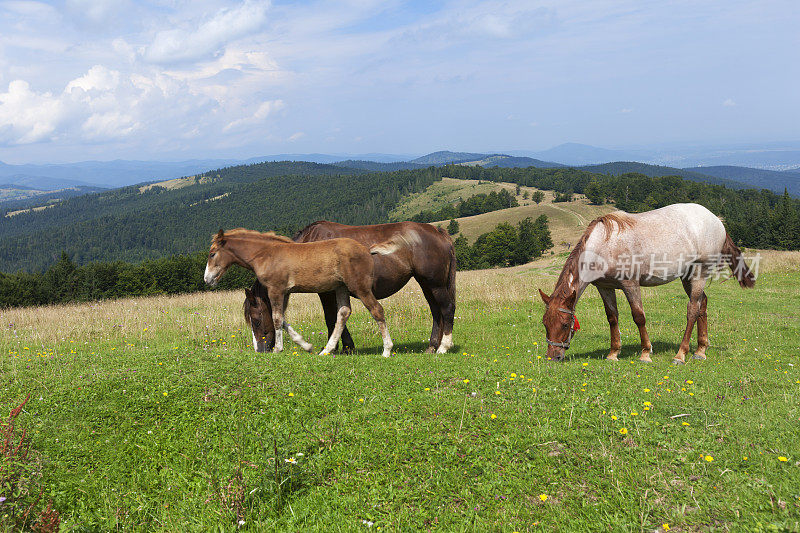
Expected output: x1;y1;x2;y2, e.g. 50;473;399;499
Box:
581;161;745;188
411;151;489;165
0;162;442;272
684;165;800;196
390;176;614;248
460;154;564;169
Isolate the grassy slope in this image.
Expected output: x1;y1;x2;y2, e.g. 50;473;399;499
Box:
388;177;506;221
2;253;799;531
390;176;616;248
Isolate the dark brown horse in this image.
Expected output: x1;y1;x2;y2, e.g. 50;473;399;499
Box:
205;229;394;357
244;221;456;354
540;204;756;363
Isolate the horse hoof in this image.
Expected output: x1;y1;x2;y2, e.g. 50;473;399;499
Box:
318;350;330;356
692;354;707;361
672;358;685;365
424;346;437;354
606;356;619;362
640;358;653;363
301;343;313;352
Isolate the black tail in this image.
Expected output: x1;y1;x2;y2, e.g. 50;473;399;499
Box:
722;233;756;288
436;226;457;305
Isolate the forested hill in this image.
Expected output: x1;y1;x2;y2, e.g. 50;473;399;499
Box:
1;162;799;273
581;162;746;189
0;161;440;272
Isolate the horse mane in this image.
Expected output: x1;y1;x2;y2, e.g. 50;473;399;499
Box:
213;228;294;244
553;212;635;297
292;221;328;241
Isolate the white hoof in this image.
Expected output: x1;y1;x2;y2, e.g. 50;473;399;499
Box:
318;350;331;356
301;342;313;352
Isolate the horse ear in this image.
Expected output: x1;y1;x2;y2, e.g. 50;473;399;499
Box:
565;289;577;307
538;288;551;304
216;229;226;245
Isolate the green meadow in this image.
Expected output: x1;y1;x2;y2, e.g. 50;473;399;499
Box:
1;256;799;531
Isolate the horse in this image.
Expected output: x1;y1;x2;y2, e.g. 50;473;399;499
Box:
244;221;456;354
204;229;394;357
539;203;756;364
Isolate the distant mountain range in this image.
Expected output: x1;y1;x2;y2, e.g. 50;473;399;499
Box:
2;142;799;200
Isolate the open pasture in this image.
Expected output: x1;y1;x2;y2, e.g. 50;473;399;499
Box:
1;253;799;531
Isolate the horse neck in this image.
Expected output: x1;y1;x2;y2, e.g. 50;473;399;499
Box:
223;236;278;269
554;232;598;306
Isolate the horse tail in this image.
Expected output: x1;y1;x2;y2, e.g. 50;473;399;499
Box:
722;233;756;288
435;226;457;304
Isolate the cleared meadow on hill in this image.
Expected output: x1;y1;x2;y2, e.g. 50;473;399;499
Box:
1;252;799;531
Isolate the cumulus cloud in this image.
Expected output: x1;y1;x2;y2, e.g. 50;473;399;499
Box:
143;1;270;64
0;80;66;144
723;98;736;107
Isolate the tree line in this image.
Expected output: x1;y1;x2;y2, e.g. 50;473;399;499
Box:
410;189;518;223
0;252;255;308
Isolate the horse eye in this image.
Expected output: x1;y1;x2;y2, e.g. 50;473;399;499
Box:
209;252;216;258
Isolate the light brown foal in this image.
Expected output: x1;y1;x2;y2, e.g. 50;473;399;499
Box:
204;229;393;357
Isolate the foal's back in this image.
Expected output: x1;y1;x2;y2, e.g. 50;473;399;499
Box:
255;237;374;293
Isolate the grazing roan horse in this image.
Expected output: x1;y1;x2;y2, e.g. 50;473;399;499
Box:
539;203;756;364
244;221;456;354
204;229;394;357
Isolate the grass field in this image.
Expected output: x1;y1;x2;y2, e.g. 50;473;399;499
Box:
2;253;799;531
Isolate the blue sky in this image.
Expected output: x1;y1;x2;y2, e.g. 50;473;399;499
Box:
0;0;798;163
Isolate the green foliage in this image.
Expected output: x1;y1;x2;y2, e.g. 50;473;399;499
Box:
446;219;460;235
584;180;605;205
531;190;545;204
410;189;518;223
456;215;552;270
553;191;573;202
0;252;255;308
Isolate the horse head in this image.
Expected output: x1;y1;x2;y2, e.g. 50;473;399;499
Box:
243;285;275;352
204;229;236;286
539;288;578;362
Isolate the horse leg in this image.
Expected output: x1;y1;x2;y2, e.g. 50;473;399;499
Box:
430;286;455;354
319;288;351;356
267;288;286;353
677;277;708;363
320;291;355;353
694;293;709;360
620;281;653;362
356;290;393;358
597;286;621;361
419;283;443;353
280;294;313;352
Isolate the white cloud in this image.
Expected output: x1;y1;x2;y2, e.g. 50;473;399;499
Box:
288;131;304;141
0;80;66;144
621;108;633;113
66;65;120;93
143;1;270;64
223;99;285;132
723;98;736;107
